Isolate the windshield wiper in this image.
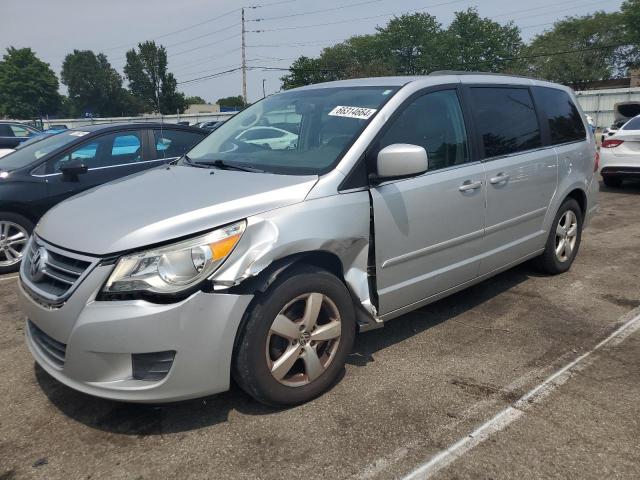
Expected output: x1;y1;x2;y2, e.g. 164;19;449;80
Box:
196;159;265;173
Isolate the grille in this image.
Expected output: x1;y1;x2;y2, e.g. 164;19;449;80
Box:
22;237;97;305
28;320;67;368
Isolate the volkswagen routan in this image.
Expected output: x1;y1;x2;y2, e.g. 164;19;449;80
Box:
18;73;599;406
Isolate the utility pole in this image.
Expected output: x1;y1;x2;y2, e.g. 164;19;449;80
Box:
241;7;248;106
262;79;266;98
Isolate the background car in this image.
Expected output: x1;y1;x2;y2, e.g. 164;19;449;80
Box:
601;101;640;143
235;126;298;150
0;122;207;273
0;130;65;158
45;124;69;131
0;122;42;149
194;121;223;131
599;115;640;187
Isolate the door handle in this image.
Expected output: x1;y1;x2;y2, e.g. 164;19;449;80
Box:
458;180;483;192
489;172;510;184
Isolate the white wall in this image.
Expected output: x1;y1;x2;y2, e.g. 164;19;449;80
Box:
575;87;640;128
42;112;236;129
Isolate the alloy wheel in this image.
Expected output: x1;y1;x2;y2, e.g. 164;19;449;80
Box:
266;293;342;387
0;221;29;267
555;210;578;263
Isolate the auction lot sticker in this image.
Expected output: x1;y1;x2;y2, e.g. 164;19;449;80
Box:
328;105;377;120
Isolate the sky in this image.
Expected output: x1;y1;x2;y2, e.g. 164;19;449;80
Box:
0;0;627;105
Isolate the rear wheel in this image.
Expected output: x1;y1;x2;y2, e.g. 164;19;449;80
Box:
602;176;623;188
233;265;356;406
0;212;33;274
535;198;583;275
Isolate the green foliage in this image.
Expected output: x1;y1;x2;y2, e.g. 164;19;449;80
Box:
124;41;187;114
0;47;61;118
621;0;640;68
522;12;628;85
185;95;207;105
216;95;246;108
281;10;524;88
61;50;141;117
443;9;523;72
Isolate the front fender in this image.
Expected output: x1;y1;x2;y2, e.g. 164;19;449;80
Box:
210;192;375;315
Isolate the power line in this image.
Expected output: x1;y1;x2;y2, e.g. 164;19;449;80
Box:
247;39;347;48
177;67;243;85
163;22;240;49
248;0;384;22
169;33;240;57
250;0;469;33
102;8;241;52
247;42;631;74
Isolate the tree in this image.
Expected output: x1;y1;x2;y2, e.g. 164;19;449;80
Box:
185;95;207;105
124;41;187;114
216;95;246;108
377;13;445;75
280;11;523;89
443;8;524;72
0;47;61;119
621;0;640;69
61;50;140;117
522;11;627;86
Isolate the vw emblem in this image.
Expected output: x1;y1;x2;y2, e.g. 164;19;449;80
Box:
30;247;48;282
299;331;311;346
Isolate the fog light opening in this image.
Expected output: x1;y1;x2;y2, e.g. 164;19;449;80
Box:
132;351;176;381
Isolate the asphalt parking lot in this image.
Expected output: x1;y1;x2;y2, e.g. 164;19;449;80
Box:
1;181;639;480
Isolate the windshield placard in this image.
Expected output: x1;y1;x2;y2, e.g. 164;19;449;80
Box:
328;106;377;120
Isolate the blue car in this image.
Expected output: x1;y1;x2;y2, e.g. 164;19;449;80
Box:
0;122;43;149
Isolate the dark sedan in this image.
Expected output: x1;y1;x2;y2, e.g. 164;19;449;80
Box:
0;122;43;149
0;122;207;273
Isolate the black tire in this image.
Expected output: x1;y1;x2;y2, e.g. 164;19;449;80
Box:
0;212;34;275
232;264;356;406
534;198;583;275
602;176;623;188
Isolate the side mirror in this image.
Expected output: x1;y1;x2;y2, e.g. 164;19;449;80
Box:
60;159;88;181
371;144;429;183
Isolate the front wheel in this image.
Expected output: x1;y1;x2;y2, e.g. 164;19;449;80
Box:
233;265;356;406
535;198;583;275
0;212;33;274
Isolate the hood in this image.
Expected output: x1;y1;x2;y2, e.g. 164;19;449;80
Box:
0;148;15;160
37;165;318;255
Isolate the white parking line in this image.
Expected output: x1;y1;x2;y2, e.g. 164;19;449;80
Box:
402;308;640;480
0;275;18;282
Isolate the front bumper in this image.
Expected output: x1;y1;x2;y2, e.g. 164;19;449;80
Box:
19;267;253;403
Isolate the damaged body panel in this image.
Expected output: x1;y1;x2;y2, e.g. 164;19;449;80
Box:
211;190;378;321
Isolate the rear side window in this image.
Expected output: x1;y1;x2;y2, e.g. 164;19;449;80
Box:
622;117;640;130
534;87;586;144
10;125;31;137
0;125;13;136
470;87;542;159
154;129;204;159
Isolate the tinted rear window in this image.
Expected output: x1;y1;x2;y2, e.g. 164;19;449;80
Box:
622;116;640;130
534;87;586;144
470;87;542;158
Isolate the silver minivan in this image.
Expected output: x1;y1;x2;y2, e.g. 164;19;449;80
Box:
18;74;599;405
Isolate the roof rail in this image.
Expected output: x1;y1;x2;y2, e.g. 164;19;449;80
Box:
428;70;541;81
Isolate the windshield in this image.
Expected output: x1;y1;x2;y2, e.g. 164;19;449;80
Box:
622;116;640;131
186;86;398;175
0;130;84;172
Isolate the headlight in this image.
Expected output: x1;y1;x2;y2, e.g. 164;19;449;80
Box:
103;221;246;295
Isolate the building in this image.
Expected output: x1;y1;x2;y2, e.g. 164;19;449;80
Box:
185;103;220;115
